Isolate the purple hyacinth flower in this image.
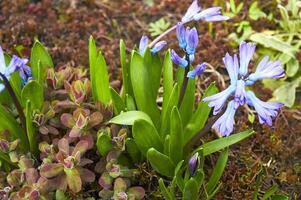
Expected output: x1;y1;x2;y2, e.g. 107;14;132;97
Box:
186;27;199;55
0;46;28;92
246;91;284;126
139;35;149;55
182;0;201;23
223;53;239;85
193;7;230;22
171;50;188;68
203;85;236;115
234;80;247;108
212;100;237;137
188;153;199;176
239;41;256;77
187;63;206;78
150;41;167;55
176;22;187;49
247;56;285;84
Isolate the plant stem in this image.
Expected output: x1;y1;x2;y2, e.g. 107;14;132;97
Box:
148;20;190;48
0;73;27;135
178;54;190;108
184;108;226;154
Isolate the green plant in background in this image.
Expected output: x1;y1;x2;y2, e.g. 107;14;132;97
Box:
224;0;244;18
148;18;171;37
247;0;301;107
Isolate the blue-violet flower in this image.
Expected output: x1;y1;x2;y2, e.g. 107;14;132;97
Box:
203;41;285;136
139;35;166;55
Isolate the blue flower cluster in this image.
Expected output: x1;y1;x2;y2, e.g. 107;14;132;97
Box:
203;42;285;136
0;46;32;92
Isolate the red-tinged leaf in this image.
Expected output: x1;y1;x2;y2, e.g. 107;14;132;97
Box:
60;113;75;128
89;112;103;127
72;140;89;156
65;168;82;193
98;172;113;190
58;138;70;155
80;168;95;183
40;163;64;178
25;168;39;185
127;187;145;200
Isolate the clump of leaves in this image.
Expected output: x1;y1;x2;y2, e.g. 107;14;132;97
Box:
148;18;171;37
40;138;95;193
248;0;301;107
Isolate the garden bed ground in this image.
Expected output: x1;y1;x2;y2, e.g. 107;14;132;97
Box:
0;0;300;199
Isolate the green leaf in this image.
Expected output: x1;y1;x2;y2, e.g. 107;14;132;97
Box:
169;107;183;164
96;132;113;156
160;83;179;137
194;130;254;156
249;2;267;20
89;36;111;105
184;83;218;145
109;111;153;126
110;88;125;114
253;168;263;200
120;40;133;97
133;119;163;155
0;151;16;167
158;178;174;200
286;58;299;77
183;178;198;200
262;185;278;200
125;94;136;111
250;33;295;57
21;80;44;111
271;195;289;200
164;135;170;155
144;49;162;99
55;190;70;200
148;18;171;37
147;148;174;177
125;138;142;163
206;148;229;194
0;105;28;151
130;52;160;128
30;41;54;83
175;160;185;191
162;50;173;111
25;101;38;155
273;79;300;107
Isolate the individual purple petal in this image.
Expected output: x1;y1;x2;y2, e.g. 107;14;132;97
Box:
193;7;229;22
187;63;206;78
188;153;198;176
246;91;284;126
139;35;149;55
234;80;247;108
182;0;201;23
176;22;187;49
203;85;236;115
0;46;6;74
212;100;237;137
203;15;230;22
248;56;285;82
239;41;256;77
223;53;239;85
189;54;195;63
150;41;167;55
171;50;188;68
186;28;199;55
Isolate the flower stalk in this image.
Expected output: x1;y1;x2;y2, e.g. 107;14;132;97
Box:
0;73;27;136
178;53;191;108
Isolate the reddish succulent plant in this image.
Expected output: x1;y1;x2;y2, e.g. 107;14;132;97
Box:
39;138;95;193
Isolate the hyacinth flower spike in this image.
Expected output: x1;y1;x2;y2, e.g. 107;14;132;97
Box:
138;35;166;56
203;41;285;136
